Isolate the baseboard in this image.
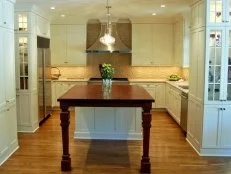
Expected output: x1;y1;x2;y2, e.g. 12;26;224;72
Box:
17;123;39;133
74;131;142;140
0;141;19;166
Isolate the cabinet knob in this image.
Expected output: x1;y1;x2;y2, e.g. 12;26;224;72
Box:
4;22;6;24
6;109;10;111
64;61;68;63
223;108;226;110
219;108;223;110
6;100;9;103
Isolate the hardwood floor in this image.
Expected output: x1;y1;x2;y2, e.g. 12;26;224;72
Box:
1;111;231;174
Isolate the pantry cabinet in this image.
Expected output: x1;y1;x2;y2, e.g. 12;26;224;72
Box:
36;15;50;38
0;0;18;165
132;23;173;66
51;25;86;66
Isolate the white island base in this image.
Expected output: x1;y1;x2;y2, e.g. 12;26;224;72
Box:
75;107;142;140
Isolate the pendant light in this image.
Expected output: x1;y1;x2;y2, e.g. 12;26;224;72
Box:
99;0;115;45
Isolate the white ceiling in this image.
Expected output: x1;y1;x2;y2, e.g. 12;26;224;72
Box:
16;0;193;22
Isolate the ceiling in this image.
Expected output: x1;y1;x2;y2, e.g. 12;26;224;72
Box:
16;0;193;23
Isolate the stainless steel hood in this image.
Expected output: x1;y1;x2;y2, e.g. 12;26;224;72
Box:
86;23;131;53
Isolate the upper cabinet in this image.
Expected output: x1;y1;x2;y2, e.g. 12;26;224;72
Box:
14;12;36;34
0;0;14;29
191;1;205;29
132;23;173;66
36;15;50;38
207;0;231;26
206;27;231;104
51;24;86;66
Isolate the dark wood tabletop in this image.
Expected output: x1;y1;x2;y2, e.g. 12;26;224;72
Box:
58;84;154;102
58;84;154;174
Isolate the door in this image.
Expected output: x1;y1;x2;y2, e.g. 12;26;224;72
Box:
220;106;231;148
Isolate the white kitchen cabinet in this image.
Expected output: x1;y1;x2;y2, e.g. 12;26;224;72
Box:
191;0;205;30
52;81;87;107
130;82;165;109
1;0;14;29
132;24;153;66
165;83;181;124
14;12;36;34
152;24;173;65
205;27;231;104
75;107;142;140
36;15;50;38
0;0;18;165
16;92;38;132
132;23;173;66
203;105;231;149
155;83;166;108
206;0;231;27
51;25;86;66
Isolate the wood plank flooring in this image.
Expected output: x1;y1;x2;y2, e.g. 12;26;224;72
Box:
1;111;231;174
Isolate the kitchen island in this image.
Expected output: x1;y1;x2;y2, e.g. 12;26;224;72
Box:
58;84;154;173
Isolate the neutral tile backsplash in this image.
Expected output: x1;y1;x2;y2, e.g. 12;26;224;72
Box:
52;56;189;80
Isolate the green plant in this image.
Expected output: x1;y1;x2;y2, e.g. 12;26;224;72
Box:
100;63;114;79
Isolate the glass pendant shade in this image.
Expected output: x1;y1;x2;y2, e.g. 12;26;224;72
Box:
100;33;115;45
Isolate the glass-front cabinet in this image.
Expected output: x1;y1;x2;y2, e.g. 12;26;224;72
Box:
16;35;29;90
206;27;231;103
207;0;231;26
14;12;36;33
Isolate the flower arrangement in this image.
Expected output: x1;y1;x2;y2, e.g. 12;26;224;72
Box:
99;63;114;79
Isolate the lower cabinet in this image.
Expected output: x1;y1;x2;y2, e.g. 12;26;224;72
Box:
0;103;18;165
75;107;142;140
52;81;87;107
203;105;231;149
165;83;181;124
130;82;165;109
16;91;39;132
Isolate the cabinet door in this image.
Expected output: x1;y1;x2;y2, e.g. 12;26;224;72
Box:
0;110;8;159
3;0;14;29
203;106;220;148
0;0;3;27
155;83;165;108
132;24;153;66
220;106;231;148
152;24;173;65
206;28;225;102
4;29;15;103
224;28;231;101
207;0;226;26
50;25;67;65
95;108;115;132
0;28;5;109
66;25;86;65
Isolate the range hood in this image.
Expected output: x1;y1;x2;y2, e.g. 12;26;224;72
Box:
86;23;131;53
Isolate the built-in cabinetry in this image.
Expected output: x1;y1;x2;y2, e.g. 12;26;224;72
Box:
75;107;142;140
0;0;18;165
130;82;165;109
52;80;87;107
188;0;231;156
132;24;173;66
14;7;50;132
165;83;181;124
50;25;86;66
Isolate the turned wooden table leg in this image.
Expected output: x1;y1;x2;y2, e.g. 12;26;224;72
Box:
60;106;71;171
140;104;152;174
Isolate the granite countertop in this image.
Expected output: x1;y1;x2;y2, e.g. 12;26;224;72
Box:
166;80;189;93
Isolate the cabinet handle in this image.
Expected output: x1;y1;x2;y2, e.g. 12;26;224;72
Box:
6;100;9;103
6;109;10;111
219;108;223;110
64;61;68;63
223;108;226;110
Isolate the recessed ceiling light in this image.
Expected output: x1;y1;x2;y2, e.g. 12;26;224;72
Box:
152;13;156;16
50;6;55;10
161;4;166;8
60;14;65;17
